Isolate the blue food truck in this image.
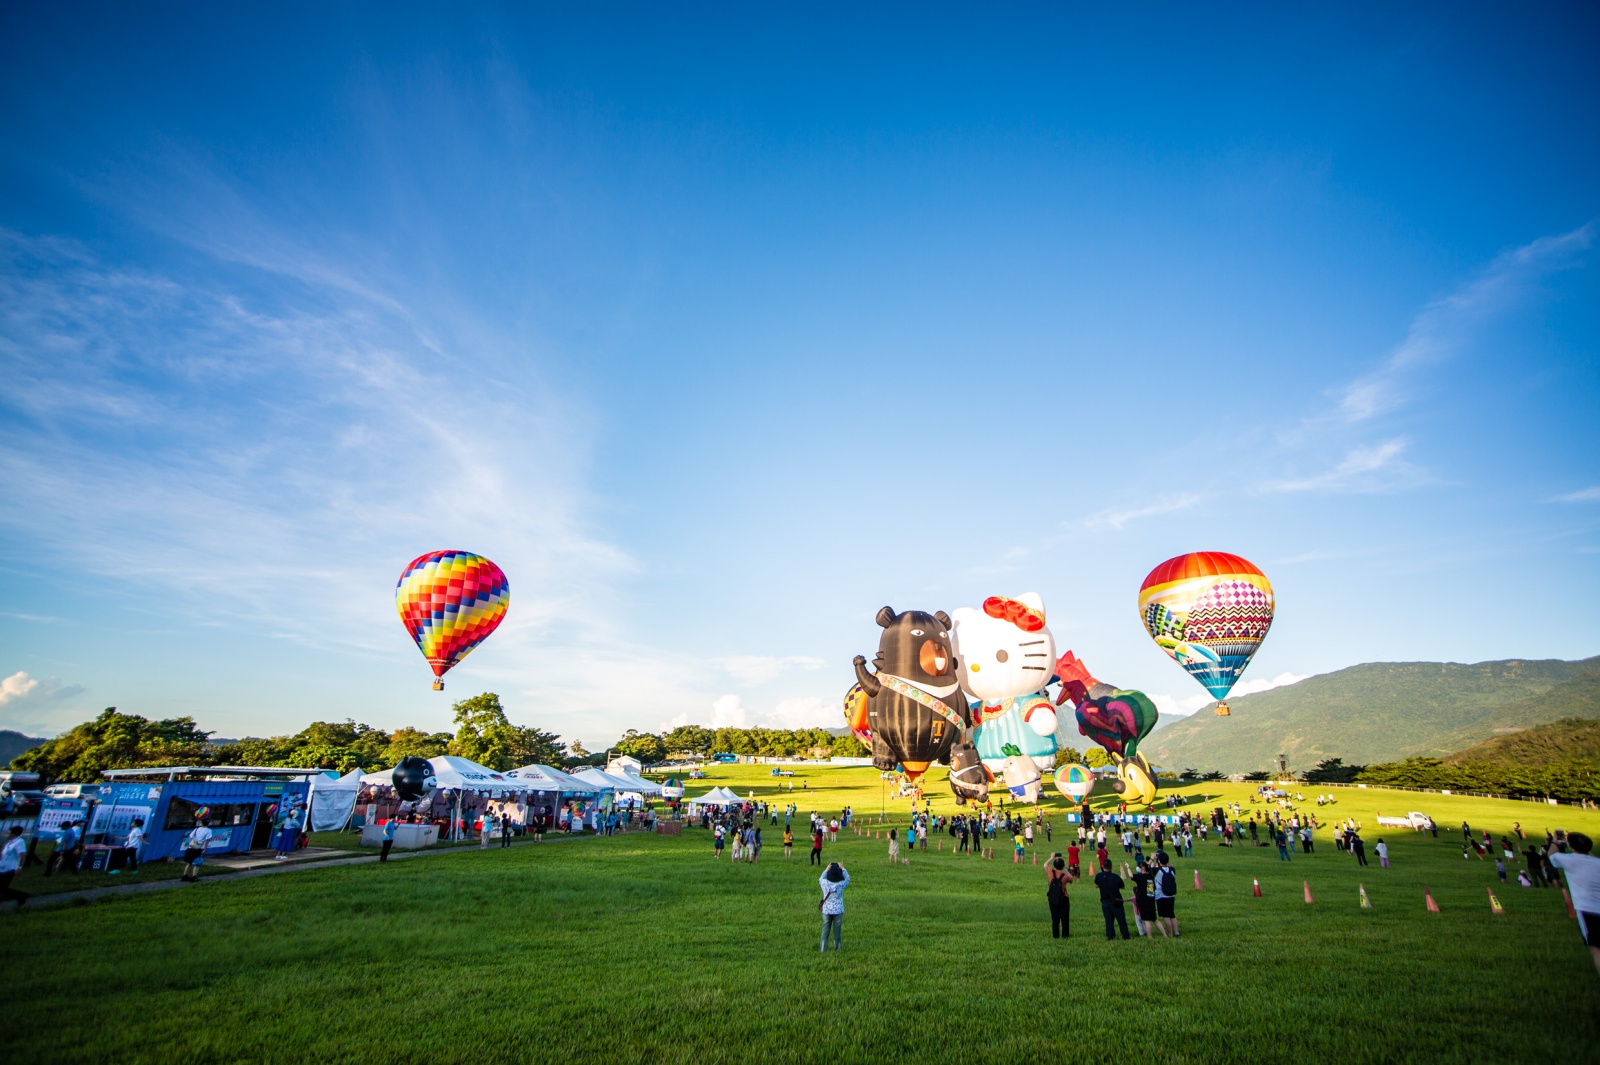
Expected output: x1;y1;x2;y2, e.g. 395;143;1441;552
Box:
96;767;314;861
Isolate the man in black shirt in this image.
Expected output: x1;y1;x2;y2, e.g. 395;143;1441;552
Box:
1094;862;1130;940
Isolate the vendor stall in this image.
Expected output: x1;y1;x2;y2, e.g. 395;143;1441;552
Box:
96;766;315;861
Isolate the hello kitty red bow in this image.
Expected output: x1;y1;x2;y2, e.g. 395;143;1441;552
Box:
983;595;1045;632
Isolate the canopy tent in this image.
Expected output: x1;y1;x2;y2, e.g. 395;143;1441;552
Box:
684;786;743;806
359;756;532;796
571;767;648;794
507;763;599;795
307;769;363;832
612;771;664;796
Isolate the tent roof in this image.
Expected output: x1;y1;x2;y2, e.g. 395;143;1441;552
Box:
613;772;663;795
357;756;544;794
507;764;598;794
572;767;653;793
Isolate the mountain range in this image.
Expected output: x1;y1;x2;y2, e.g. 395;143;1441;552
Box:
1141;656;1600;775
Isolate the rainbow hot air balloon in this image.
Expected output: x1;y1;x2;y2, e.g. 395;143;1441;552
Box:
1138;551;1274;712
1053;762;1095;803
396;550;510;690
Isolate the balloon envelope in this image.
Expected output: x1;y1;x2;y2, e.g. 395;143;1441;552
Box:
842;681;871;744
396;550;510;683
1138;551;1273;702
1054;762;1095;802
1075;690;1160;761
392;757;437;803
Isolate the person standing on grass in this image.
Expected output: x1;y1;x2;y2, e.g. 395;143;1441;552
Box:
1094;861;1130;940
276;805;303;860
123;818;147;873
501;811;514;848
1046;856;1071;939
180;819;212;882
713;823;726;859
888;828;900;863
1154;853;1180;938
753;825;763;863
810;824;824;866
783;826;793;858
1130;859;1163;937
1067;842;1081;880
1351;832;1368;867
46;820;80;876
1277;829;1291;862
380;818;397;863
1550;832;1600;976
906;821;917;853
819;861;849;952
1;826;29;908
1300;825;1313;855
1375;838;1389;868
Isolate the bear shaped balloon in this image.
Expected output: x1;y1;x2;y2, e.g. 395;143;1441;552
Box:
851;607;969;781
951;593;1060;774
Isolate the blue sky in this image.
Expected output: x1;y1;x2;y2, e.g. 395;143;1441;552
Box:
2;4;1597;747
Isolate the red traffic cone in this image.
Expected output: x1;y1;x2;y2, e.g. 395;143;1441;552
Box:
1194;869;1203;890
1303;880;1314;904
1425;889;1440;913
1032;853;1037;866
1252;878;1261;898
1563;888;1577;920
1488;887;1504;915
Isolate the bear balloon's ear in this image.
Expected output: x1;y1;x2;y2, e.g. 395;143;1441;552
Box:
876;606;896;628
935;611;952;629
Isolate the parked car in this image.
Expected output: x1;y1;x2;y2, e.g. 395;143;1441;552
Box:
1375;811;1433;830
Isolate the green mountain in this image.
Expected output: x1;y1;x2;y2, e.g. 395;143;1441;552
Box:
0;730;48;767
1142;656;1600;775
1443;717;1600;767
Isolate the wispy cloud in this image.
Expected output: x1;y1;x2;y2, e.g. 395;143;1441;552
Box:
1330;223;1594;425
1073;494;1202;532
1147;671;1306;719
0;671;88;733
1262;437;1426;494
713;655;825;686
1553;486;1600;503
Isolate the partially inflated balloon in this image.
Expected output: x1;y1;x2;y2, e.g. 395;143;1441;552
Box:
842;682;871;744
1054;762;1095;803
1074;690;1160;761
392;757;437;803
1139;551;1273;704
397;550;510;689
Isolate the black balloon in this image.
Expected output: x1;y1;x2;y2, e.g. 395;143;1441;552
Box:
947;742;990;805
392;757;436;802
852;606;968;781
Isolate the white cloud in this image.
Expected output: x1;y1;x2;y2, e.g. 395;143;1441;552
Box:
1263;437;1425;494
713;655;825;686
1074;494;1202;532
1331;223;1594;425
1228;671;1309;698
1148;692;1215;719
1553;486;1600;503
0;672;40;707
1148;671;1307;719
765;696;837;730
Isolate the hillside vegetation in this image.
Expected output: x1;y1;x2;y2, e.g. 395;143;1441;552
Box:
1443;716;1600;766
1143;656;1600;775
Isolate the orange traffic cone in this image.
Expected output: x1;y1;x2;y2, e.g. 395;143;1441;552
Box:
1425;889;1440;913
937;840;942;851
1303;880;1314;904
1032;853;1037;866
1488;887;1504;915
1194;869;1203;890
1252;878;1262;898
1359;883;1371;909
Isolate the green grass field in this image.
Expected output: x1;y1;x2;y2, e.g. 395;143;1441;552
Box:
7;766;1599;1064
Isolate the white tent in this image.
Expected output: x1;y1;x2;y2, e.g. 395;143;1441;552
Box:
684;788;735;806
359;756;532;796
572;767;650;794
716;787;743;803
507;764;598;795
307;769;364;832
606;755;644;777
613;771;664;796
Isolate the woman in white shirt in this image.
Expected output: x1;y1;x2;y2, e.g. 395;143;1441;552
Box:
122;818;147;873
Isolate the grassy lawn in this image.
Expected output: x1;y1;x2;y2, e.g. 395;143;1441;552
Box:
6;766;1598;1064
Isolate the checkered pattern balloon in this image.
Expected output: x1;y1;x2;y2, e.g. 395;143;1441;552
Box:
1138;551;1274;702
396;550;510;683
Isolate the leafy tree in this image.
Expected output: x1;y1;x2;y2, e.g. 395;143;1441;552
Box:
614;730;666;765
832;733;870;758
1083;748;1111;768
382;728;452;764
664;726;715;756
1200;770;1226;781
507;725;567;768
11;708;213;783
1056;746;1084;765
1301;757;1365;784
1242;770;1271;782
448;693;519;770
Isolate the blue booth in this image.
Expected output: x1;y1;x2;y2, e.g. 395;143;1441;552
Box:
98;768;313;861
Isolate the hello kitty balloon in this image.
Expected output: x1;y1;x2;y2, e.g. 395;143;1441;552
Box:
951;593;1060;772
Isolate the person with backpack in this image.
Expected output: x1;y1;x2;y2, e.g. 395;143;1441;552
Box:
1094;860;1130;940
1045;855;1071;938
1154;853;1180;937
818;861;850;952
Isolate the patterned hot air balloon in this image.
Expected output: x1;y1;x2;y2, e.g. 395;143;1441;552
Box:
1138;551;1274;713
396;550;510;690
